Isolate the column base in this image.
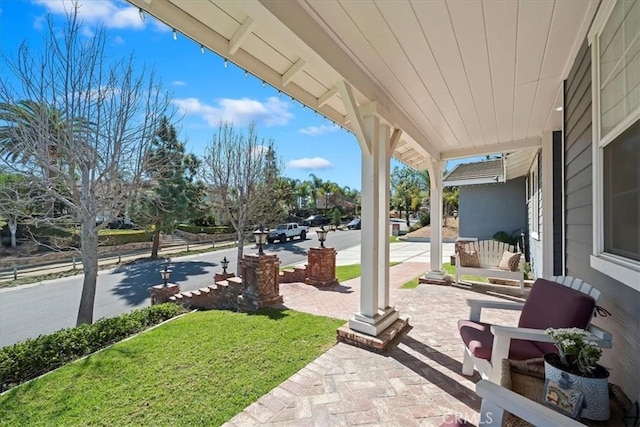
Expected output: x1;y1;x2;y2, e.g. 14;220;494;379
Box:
348;306;399;337
338;316;411;352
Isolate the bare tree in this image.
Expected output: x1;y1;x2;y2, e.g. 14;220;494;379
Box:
0;7;172;325
201;122;272;275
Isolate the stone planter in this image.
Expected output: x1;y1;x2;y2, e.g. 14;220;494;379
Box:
544;353;610;421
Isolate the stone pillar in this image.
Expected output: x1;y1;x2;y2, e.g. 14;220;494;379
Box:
306;247;337;286
149;284;180;305
237;253;283;312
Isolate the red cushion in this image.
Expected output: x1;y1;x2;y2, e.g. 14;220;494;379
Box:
518;278;595;330
458;320;544;361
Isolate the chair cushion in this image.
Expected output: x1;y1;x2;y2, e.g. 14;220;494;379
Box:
459;248;480;267
498;250;521;271
458;320;544;361
518;278;595;331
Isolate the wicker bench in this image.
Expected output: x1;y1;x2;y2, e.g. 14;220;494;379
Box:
455;240;524;294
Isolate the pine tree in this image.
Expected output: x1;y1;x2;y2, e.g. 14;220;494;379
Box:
133;117;199;258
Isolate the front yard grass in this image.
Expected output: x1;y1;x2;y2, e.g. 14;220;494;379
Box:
336;262;400;283
0;309;342;426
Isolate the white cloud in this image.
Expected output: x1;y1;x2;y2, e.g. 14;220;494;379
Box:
32;0;169;32
172;80;187;87
34;0;143;29
173;96;293;127
112;35;125;45
299;124;339;136
287;157;334;170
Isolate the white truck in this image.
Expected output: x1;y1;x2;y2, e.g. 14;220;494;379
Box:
267;223;308;244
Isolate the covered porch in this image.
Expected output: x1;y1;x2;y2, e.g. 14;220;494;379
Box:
130;0;639;405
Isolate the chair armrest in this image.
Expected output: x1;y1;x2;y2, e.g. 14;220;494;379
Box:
476;380;585;426
466;299;524;322
491;325;555;342
587;324;613;348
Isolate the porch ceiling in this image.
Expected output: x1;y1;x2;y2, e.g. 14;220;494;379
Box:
129;0;599;169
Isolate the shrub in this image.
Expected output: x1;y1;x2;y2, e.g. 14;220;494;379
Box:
177;224;234;234
98;230;154;246
0;303;186;392
419;213;430;227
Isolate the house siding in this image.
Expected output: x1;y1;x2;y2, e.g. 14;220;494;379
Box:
564;40;640;400
458;178;526;241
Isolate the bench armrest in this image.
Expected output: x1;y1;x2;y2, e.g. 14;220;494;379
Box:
466;299;524;322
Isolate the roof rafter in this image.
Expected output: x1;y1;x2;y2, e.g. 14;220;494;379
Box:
229;16;255;55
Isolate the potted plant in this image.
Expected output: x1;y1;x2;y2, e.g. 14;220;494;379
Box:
544;327;610;420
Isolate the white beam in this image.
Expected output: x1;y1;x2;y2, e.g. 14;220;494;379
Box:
389;129;402;152
318;86;338;108
337;80;370;155
282;58;306;87
229;16;255;55
441;137;542;160
128;0;349;127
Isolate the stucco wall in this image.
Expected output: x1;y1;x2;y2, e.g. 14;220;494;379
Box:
564;39;639;400
458;177;526;240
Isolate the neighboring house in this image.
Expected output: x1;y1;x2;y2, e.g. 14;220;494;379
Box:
444;158;527;242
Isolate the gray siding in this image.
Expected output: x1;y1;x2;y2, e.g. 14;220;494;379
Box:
564;40;640;399
459;177;526;240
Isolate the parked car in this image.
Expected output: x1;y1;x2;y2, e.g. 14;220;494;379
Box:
302;215;330;226
347;218;361;230
267;223;308;244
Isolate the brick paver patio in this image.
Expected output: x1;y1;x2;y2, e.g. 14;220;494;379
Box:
226;263;528;426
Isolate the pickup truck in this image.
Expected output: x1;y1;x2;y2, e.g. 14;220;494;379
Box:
267;223;308;244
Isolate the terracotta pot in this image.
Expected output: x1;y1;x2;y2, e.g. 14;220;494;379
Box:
544;353;610;421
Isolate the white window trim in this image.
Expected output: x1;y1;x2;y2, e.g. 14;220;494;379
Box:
589;0;640;287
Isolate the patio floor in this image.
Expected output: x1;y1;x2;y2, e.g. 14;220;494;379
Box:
225;263;529;426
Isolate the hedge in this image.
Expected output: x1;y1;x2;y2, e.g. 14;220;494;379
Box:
177;224;234;234
0;303;186;392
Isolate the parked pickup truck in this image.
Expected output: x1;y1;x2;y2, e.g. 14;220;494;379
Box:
267;223;308;244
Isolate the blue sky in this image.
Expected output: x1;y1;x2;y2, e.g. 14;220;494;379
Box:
1;0;471;190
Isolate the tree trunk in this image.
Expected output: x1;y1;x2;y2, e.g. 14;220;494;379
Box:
151;228;161;259
236;229;244;276
405;201;410;227
8;219;17;248
76;223;99;326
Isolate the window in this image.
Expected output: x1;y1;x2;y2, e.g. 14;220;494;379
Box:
527;153;541;240
589;0;640;287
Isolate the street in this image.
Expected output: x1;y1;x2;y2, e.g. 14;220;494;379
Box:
0;228;364;347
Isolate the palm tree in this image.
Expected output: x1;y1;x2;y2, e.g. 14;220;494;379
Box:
308;173;323;212
0;100;66;164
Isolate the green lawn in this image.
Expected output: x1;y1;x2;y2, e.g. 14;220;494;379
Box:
400;276;420;289
0;309;342;426
336;262;400;283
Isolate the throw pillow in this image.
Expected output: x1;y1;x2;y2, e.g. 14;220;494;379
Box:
498;250;521;272
459;248;480;268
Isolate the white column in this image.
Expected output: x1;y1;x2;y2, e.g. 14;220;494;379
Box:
377;123;391;310
358;114;380;318
425;159;447;279
349;115;399;336
541;131;554;277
